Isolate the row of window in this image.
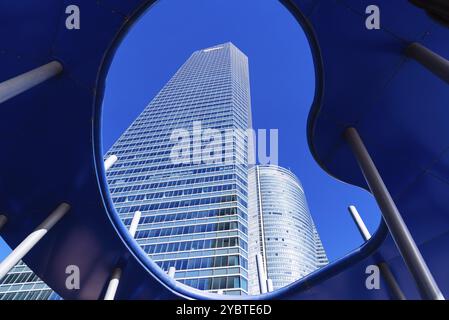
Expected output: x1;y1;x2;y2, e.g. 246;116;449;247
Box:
122;207;244;226
0;289;59;301
115;111;235;145
119;109;236;144
111;145;237;169
108;161;234;177
112;183;245;204
135;221;247;239
0;272;39;286
108;173;240;192
108;164;237;183
141;236;247;255
156;254;247;271
177;275;248;291
116;195;247;214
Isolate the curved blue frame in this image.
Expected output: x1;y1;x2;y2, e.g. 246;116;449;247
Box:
92;0;390;300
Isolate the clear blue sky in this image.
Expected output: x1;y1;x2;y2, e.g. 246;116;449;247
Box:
0;0;381;262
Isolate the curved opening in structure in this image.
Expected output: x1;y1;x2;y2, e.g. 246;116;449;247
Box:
99;0;382;297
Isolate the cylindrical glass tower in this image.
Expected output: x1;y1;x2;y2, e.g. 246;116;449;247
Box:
248;165;328;294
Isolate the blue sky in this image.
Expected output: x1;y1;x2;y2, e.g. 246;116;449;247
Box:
0;0;381;262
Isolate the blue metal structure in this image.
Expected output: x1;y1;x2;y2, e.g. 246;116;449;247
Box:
0;0;448;299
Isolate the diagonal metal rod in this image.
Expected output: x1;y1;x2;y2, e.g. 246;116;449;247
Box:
0;61;63;104
348;205;372;241
0;203;70;280
345;127;444;300
348;205;406;300
0;215;7;231
104;155;118;171
103;210;141;300
406;42;449;85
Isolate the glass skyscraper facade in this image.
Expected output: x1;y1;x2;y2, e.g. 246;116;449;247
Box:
0;43;327;299
0;261;60;300
0;42;251;298
248;165;328;295
104;42;251;295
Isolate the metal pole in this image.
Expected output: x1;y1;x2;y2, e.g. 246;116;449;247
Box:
348;205;372;241
256;253;268;294
0;203;70;280
345;127;444;300
378;262;407;300
266;279;274;292
104;155;118;171
405;42;449;85
0;215;7;231
348;205;406;300
127;211;141;238
103;210;141;300
103;268;122;301
0;61;63;104
168;266;176;279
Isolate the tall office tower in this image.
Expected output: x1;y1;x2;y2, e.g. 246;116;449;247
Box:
248;165;328;295
0;42;250;299
104;43;251;295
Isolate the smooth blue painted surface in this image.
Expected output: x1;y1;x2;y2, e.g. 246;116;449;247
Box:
0;0;447;300
300;0;449;299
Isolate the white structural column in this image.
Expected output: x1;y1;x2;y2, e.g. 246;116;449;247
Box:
127;210;141;238
104;155;118;171
256;253;268;294
104;210;141;300
167;267;176;279
0;61;63;104
103;267;122;301
266;279;274;293
0;215;7;231
345;127;444;300
348;205;372;241
0;203;70;280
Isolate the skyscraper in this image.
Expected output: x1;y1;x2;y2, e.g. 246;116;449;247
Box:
0;42;251;298
104;43;251;295
248;165;328;295
0;261;60;300
0;43;327;300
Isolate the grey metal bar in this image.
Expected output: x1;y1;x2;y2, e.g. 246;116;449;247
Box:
0;215;7;231
378;262;407;300
406;42;449;84
0;203;70;280
266;279;274;293
256;253;268;294
348;205;406;300
345;127;444;300
0;61;63;104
